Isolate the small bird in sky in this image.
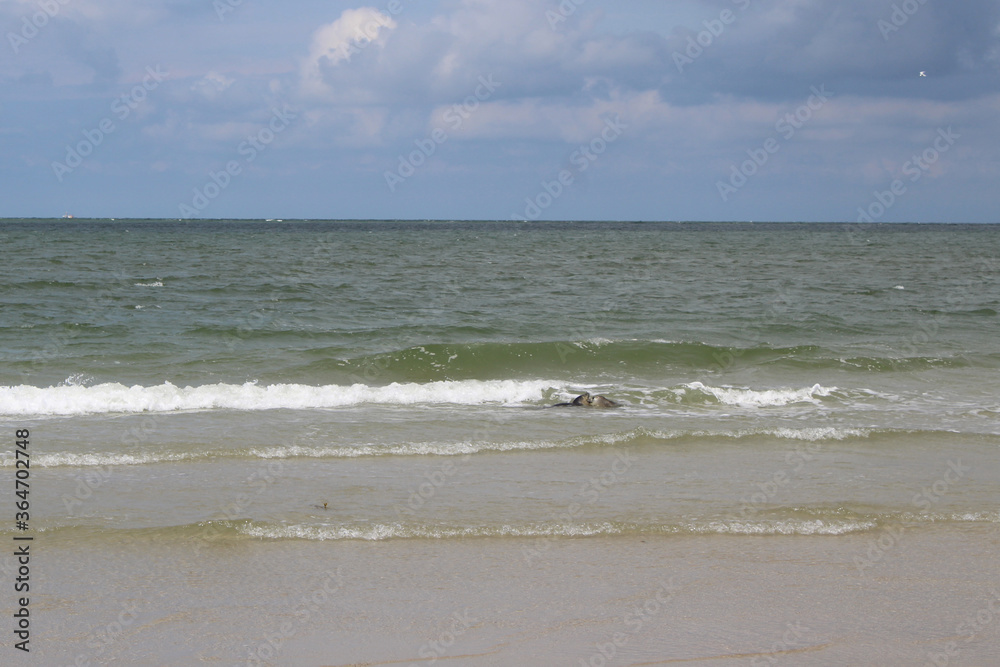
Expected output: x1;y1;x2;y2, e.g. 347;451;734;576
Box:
919;71;927;77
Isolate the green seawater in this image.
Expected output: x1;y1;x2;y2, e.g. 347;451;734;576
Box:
0;220;998;543
2;220;997;386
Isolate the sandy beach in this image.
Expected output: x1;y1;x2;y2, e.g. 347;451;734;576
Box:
23;525;999;666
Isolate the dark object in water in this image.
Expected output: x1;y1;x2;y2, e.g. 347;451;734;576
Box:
552;392;619;408
588;394;618;407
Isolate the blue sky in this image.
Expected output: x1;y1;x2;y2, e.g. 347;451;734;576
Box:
1;0;998;221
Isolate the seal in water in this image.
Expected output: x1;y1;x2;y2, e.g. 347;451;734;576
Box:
552;393;590;407
588;394;618;407
552;392;619;408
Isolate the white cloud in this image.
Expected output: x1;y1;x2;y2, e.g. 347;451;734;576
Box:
292;0;675;144
192;72;235;99
301;7;397;96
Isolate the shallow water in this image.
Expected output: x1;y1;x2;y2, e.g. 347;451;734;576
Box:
1;220;998;663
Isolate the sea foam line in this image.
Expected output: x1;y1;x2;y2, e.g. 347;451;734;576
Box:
0;426;885;467
0;379;557;416
236;512;1000;542
8;512;996;541
0;379;868;417
234;518;885;542
680;381;838;407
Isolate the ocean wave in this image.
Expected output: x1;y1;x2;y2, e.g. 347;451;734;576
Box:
0;377;872;417
11;427;978;468
683;519;877;536
0;379;557;416
177;512;1000;541
232;509;1000;541
677;382;839;407
5;451;198;467
13;510;999;543
244;425;872;459
236;521;627;541
314;339;829;381
293;340;999;382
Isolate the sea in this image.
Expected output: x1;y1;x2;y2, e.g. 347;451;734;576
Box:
1;220;998;664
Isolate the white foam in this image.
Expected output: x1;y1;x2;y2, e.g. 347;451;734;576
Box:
578;337;616;347
3;425;883;469
0;451;196;467
0;379;557;416
689;519;876;535
235;518;877;541
248;439;559;459
62;374;93;387
237;521;625;541
758;427;871;441
685;382;836;407
901;510;1000;524
948;512;1000;522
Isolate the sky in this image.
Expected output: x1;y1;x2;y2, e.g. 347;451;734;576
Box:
1;0;998;222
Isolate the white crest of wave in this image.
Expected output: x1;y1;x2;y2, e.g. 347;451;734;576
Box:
235;518;880;542
760;427;870;441
0;451;195;468
237;521;623;541
0;379;556;416
685;382;836;407
692;519;876;535
249;438;558;459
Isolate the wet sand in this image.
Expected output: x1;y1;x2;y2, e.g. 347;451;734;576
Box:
21;524;1000;665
